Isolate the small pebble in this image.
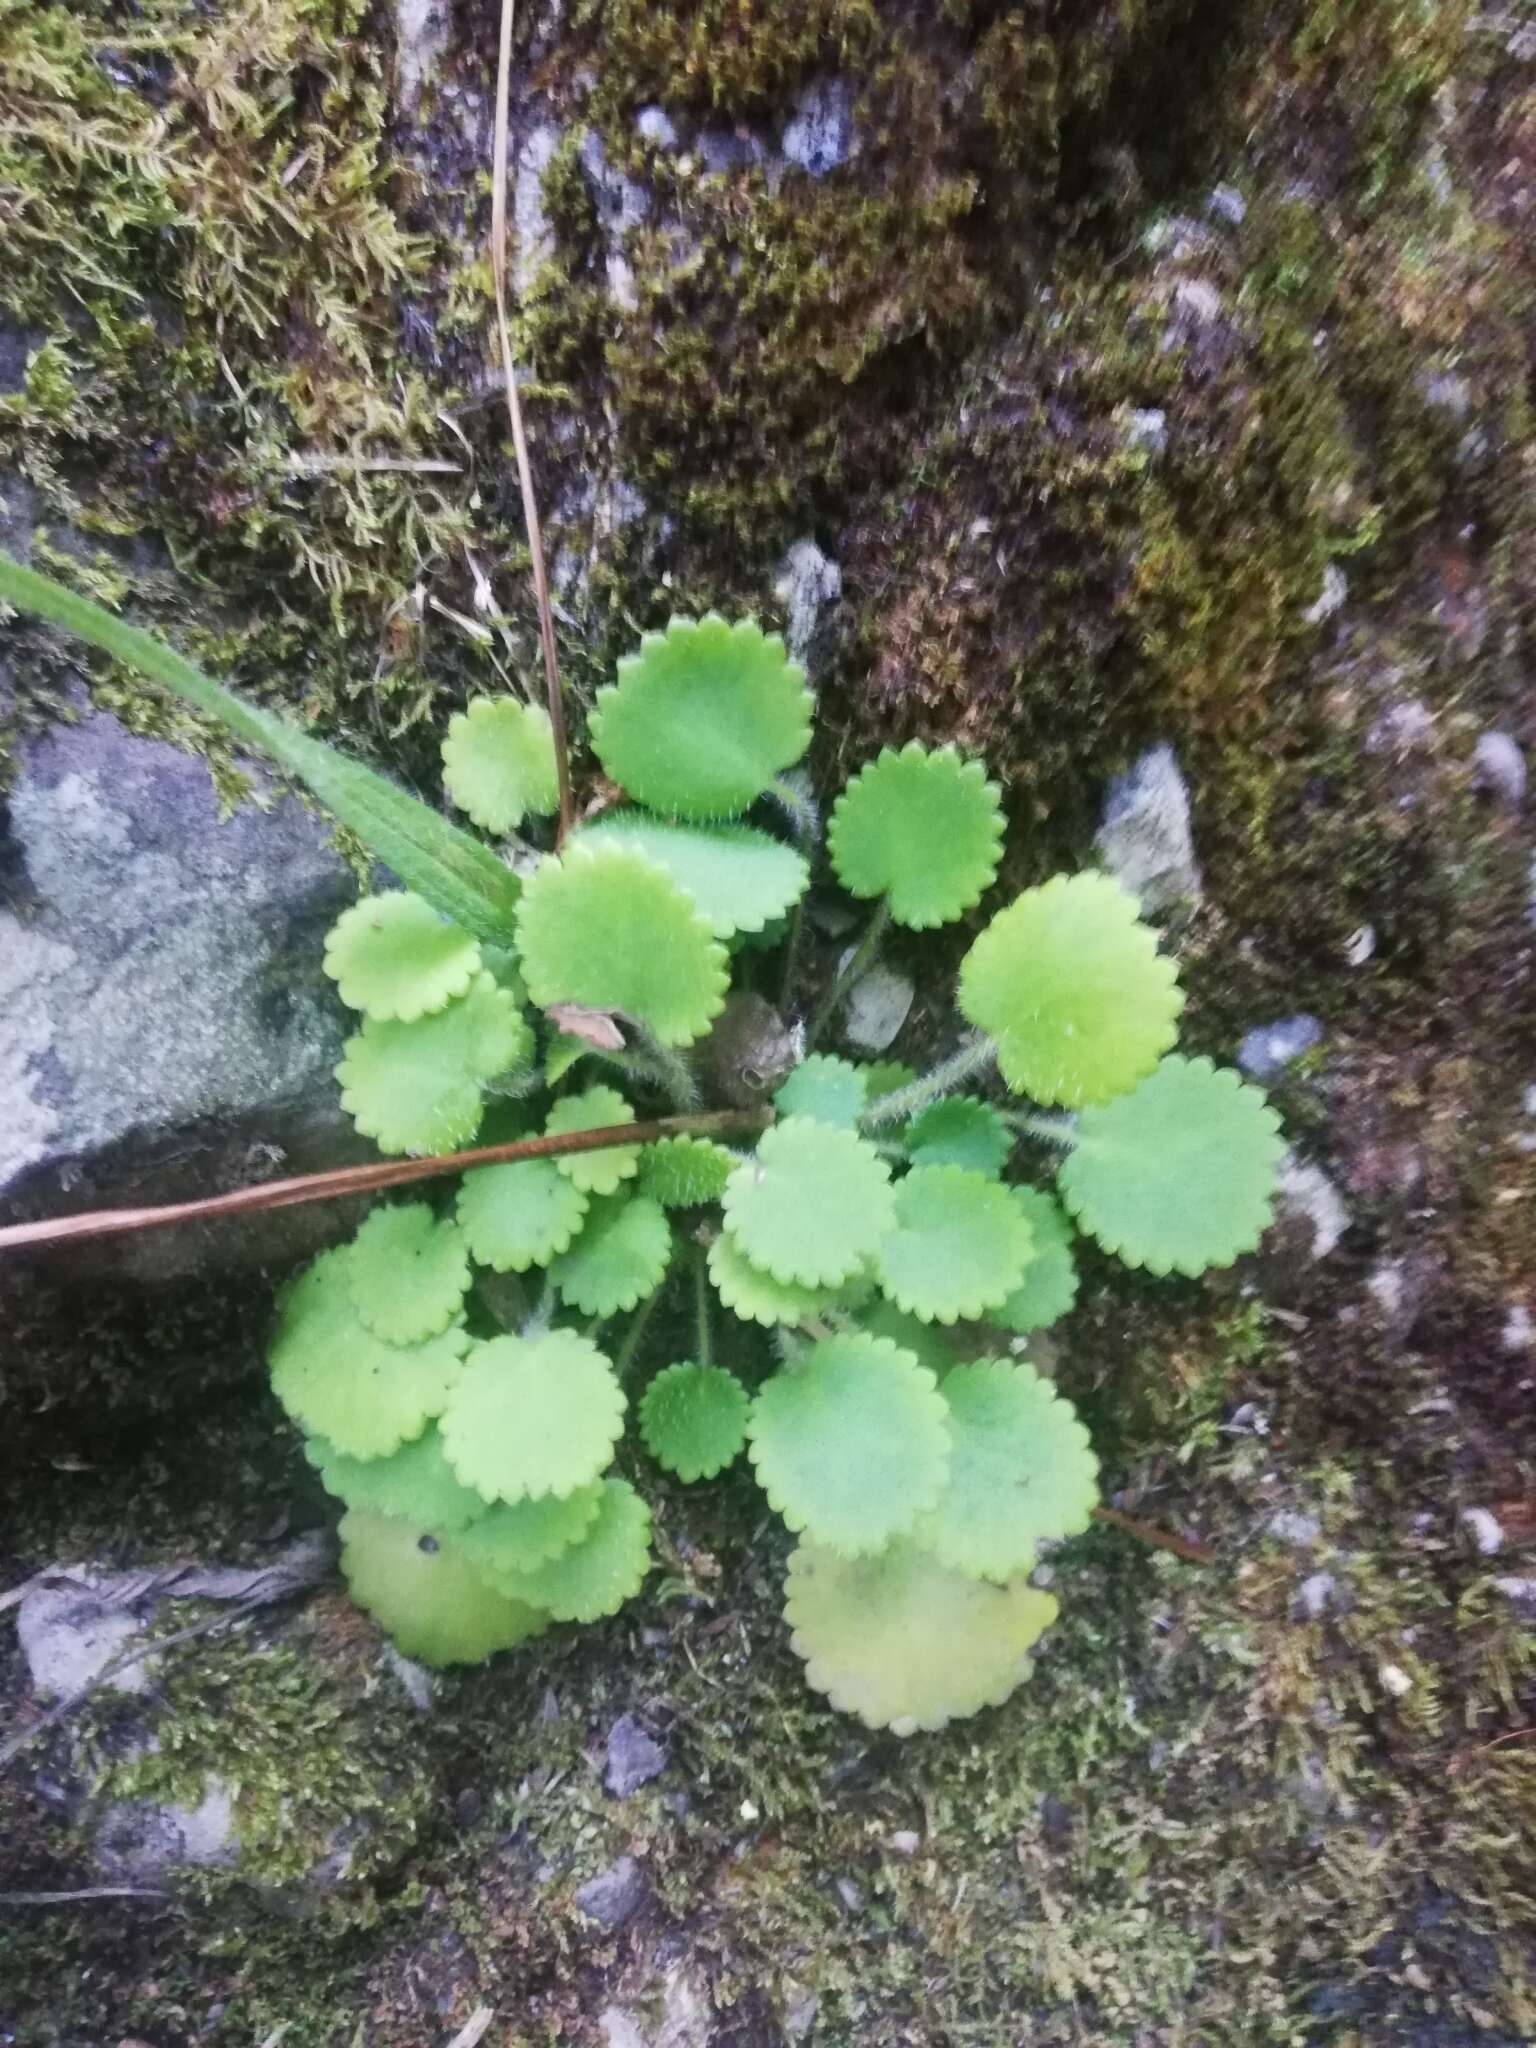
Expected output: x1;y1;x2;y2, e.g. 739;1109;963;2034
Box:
1343;924;1376;966
1501;1304;1534;1353
1238;1014;1323;1081
1270;1510;1321;1548
1472;731;1526;806
1295;1570;1338;1619
1379;1663;1413;1698
1461;1507;1504;1556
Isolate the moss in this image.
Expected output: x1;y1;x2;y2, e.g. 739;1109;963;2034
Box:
574;0;880;116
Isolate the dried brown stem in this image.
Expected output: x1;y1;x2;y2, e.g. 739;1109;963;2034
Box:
491;0;572;845
1091;1504;1214;1566
0;1110;772;1258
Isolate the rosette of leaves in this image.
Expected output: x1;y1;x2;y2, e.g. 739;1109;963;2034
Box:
216;596;1285;1731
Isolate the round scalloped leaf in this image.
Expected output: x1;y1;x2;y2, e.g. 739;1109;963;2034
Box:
269;1250;468;1458
307;1425;487;1534
640;1362;750;1481
346;1203;470;1342
904;1096;1011;1176
1057;1054;1284;1276
456;1158;589;1273
515;844;729;1047
722;1118;895;1289
439;1331;625;1502
774;1055;868;1130
639;1136;738;1208
577;814;809;938
855;1297;959;1379
784;1537;1059;1734
829;743;1005;929
747;1332;949;1555
992;1187;1080;1333
920;1361;1099;1580
493;1477;653;1622
324;892;482;1022
441;697;559;833
707;1229;853;1328
958;873;1184;1108
545;1085;640;1196
588;614;812;819
457;1481;604;1581
547;1191;673;1317
339;1510;548;1666
875;1165;1033;1325
337;973;531;1156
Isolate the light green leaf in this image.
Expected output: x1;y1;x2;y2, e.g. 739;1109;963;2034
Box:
783;1537;1059;1733
346;1202;470;1343
992;1187;1080;1332
747;1332;950;1555
875;1165;1033;1324
545;1085;641;1196
774;1054;869;1129
458;1482;605;1580
336;972;531;1156
829;742;1004;928
707;1229;867;1328
903;1096;1011;1175
547;1191;673;1317
323;892;482;1022
920;1360;1099;1580
516;843;729;1047
640;1361;750;1481
1057;1054;1284;1276
441;696;558;832
588;614;812;819
492;1477;653;1622
722;1117;895;1289
339;1509;548;1666
958;872;1183;1107
439;1330;626;1502
855;1297;960;1379
456;1157;590;1272
576;814;809;938
269;1249;468;1458
306;1425;487;1534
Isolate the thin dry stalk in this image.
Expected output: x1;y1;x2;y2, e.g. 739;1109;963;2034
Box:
0;1110;772;1259
491;0;573;844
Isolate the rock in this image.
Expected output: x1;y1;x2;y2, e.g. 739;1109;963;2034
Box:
95;1781;239;1884
604;1713;668;1798
696;127;768;176
1238;1014;1324;1081
1123;406;1168;455
773;537;842;665
1304;562;1348;625
514;120;563;302
1472;731;1526;806
1272;1155;1352;1260
782;78;856;177
1343;923;1376;966
1366;698;1436;755
0;710;359;1282
840;958;914;1054
1501;1304;1534;1352
575;1854;649;1930
579;130;651;310
1269;1510;1321;1548
1419;369;1472;419
1461;1508;1504;1556
16;1576;156;1700
636;105;678;149
1294;1570;1339;1619
393;0;450;113
1094;743;1201;913
1493;1576;1536;1621
1206;182;1247;226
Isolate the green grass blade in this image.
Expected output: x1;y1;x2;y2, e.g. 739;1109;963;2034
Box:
0;552;521;942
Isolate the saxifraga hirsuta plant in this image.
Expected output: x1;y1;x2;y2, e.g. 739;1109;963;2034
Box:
0;565;1284;1734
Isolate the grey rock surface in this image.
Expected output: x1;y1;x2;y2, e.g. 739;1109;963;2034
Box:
1094;743;1201;913
782;78;856;176
576;1853;649;1929
1238;1014;1324;1080
95;1781;240;1884
0;708;360;1279
605;1713;668;1799
774;537;842;664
